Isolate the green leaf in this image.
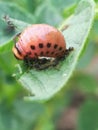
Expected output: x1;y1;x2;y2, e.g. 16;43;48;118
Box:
15;0;95;101
0;2;35;23
77;100;98;130
0;100;44;130
77;41;95;69
50;0;77;12
62;4;77;19
0;17;30;53
0;2;35;53
35;1;63;26
70;73;98;94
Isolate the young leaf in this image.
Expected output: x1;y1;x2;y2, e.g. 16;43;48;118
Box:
15;0;95;101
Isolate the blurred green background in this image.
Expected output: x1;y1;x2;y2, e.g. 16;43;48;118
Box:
0;0;98;130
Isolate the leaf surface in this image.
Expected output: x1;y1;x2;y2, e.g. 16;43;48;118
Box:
15;0;95;101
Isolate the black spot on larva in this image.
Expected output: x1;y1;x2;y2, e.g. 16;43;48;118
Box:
34;53;38;56
40;51;44;56
59;47;62;51
39;43;43;48
54;44;58;49
47;43;51;48
62;50;65;54
31;45;35;50
46;51;49;54
15;44;21;55
51;51;54;55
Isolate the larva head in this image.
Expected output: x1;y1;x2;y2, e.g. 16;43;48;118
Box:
12;24;66;60
12;46;23;60
12;41;26;60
